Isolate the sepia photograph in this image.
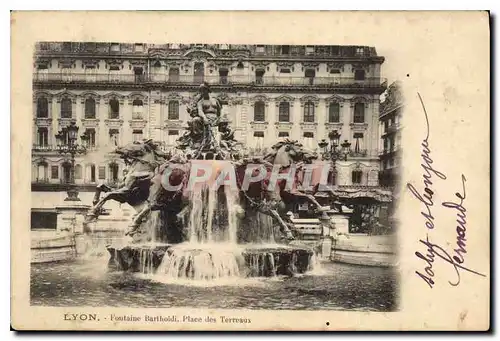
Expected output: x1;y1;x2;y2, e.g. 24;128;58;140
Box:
30;41;399;311
11;11;489;331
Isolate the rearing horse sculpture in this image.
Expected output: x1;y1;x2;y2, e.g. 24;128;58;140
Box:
84;139;167;224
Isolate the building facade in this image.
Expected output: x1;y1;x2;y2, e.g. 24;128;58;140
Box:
378;81;403;188
32;42;387;217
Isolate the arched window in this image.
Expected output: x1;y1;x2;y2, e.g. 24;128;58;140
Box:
303;101;315;123
132;99;144;119
168;100;179;120
328;103;340;123
278;102;290;122
74;164;82;180
109;98;119;119
352;170;363;184
84;98;96;119
60;98;72;118
37;97;49;118
253;101;265;122
354;103;365;123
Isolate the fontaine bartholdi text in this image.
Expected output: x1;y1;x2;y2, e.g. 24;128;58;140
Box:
105;314;251;324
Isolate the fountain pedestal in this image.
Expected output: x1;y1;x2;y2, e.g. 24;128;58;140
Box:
107;243;315;278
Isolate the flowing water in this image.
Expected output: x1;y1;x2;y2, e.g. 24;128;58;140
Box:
31;259;397;311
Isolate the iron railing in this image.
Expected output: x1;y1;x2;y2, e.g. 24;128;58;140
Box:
33;73;385;87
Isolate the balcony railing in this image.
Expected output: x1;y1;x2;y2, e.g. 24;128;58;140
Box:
32;144;54;152
33;73;385;87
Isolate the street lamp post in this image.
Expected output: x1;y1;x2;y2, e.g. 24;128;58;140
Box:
55;120;88;201
318;130;351;186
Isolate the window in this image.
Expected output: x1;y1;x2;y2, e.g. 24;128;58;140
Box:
51;165;59;179
31;211;57;230
85;128;96;148
355;47;364;56
60;98;72;118
37;162;48;181
219;69;228;84
85;65;97;82
132;99;143;119
354;103;365;123
109;129;119;146
37;127;49;146
90;164;96;182
255;69;265;84
37;64;48;70
110;43;120;52
85;42;96;52
306;46;315;55
352;170;362;184
109;98;119;119
37;97;49;118
354;69;365;81
280;45;290;55
109;65;120;82
305;69;315;85
84;98;96;119
74;164;82;180
169;67;179;82
303;102;315;122
256;45;265;53
330;69;341;74
278;132;289;138
168;101;179;120
328;103;340;123
167;130;179;146
109;163;119;182
279;68;291;74
98;166;106;180
236;62;244;69
353;132;364;153
303;132;314;150
253;131;264;150
253;101;265;122
278;102;290;122
134;43;144;52
133;129;143;142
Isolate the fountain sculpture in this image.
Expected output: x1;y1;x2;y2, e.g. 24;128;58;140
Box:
85;83;330;280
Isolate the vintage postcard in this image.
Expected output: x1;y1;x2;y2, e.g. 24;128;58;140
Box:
11;11;490;331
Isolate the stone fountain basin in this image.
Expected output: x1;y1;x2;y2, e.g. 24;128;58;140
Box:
107;243;315;277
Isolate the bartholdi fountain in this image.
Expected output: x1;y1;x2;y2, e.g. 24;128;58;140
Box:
85;83;330;280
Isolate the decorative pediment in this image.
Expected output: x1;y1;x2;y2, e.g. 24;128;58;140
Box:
229;97;244;106
33;91;53;102
127;92;148;105
274;95;295;106
129;60;147;68
58;59;76;68
183;48;216;59
251;61;271;70
351;63;370;71
34;58;51;69
277;61;295;68
104;119;124;127
350;96;370;107
302;61;320;70
82;59;100;68
80;91;101;104
327;62;345;71
166;92;183;102
55;91;77;104
216;60;234;69
250;95;270;104
102;92;125;104
105;59;124;69
149;48;167;59
300;95;319;105
325;95;346;104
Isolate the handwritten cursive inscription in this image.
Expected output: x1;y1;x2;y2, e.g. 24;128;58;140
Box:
408;93;486;288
